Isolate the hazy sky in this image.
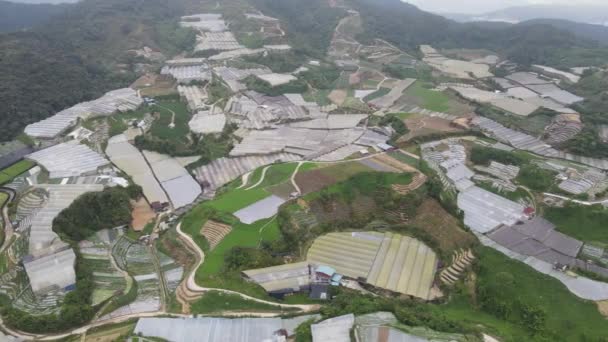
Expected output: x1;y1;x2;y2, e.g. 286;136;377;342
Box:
405;0;607;14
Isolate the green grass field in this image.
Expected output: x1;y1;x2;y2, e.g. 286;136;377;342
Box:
404;82;451;112
149;101;191;143
442;247;608;341
0;160;35;185
190;291;294;314
363;87;390;102
545;204;608;245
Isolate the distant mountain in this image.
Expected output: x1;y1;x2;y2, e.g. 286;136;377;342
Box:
520;19;608;45
0;0;70;32
442;5;608;26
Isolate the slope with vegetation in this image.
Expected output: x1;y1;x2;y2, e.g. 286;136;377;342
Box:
0;0;70;32
0;0;196;142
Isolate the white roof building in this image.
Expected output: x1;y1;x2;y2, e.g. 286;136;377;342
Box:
24;248;76;294
26;141;110;179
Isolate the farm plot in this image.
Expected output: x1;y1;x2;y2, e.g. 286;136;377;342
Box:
81;230;127;306
402;115;464;140
110;237;161;316
158;251;184;294
400;82;473;115
0;266;65;315
0;160;36;185
295;162;375;195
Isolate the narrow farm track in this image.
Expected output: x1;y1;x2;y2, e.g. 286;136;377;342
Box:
175;222;321;313
290;161;305;195
244;165;271;190
236;171;252;189
0;187;16;253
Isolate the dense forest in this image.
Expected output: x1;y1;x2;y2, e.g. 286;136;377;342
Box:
0;0;69;32
349;0;608;68
0;0;196;142
249;0;346;58
53;185;142;241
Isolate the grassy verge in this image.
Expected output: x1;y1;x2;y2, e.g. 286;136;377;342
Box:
190;291;297;314
404;82;451;112
0;160;35;185
545;203;608;244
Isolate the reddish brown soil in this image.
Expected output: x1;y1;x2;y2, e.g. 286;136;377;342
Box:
131;198;156;231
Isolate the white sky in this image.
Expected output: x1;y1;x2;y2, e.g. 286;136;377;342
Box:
405;0;607;14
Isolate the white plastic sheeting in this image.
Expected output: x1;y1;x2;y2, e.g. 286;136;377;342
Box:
27;141;110;179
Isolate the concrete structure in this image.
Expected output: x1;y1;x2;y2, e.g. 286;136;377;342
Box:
26;142;110;179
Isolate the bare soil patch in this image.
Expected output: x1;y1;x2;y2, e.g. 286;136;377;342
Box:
296;169;338;195
402;116;464;141
597;300;608;317
411;199;476;254
328;89;348;105
131;198;156;231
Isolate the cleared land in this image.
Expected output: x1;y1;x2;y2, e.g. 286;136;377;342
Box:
295;162;374;195
130;199;156;231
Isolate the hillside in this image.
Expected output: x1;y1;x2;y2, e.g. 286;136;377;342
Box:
0;0;70;32
469;4;608;26
0;0;195;141
349;0;608;68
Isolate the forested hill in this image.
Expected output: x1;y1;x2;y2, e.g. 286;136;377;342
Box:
0;0;70;32
349;0;608;68
0;0;195;141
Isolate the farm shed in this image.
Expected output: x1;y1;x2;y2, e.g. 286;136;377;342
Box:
188;111;227;134
24;248;76;294
213;67;271;92
506;72;550;85
161;65;211;84
105;134;169;204
457;186;527;234
209;48;266;61
242;262;312;297
134;316;300;341
180;13;227;32
288;114;368;130
195;31;243;51
368;79;415;108
24;89;141;139
234;195;287;224
311;314;355;342
178;85;207;111
142;151;202;209
307;232;438;299
532;65;580;83
26;141;110;179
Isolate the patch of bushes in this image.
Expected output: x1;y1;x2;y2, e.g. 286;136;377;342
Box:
515;164;555;192
244;76;308;96
299;66;341;89
243;51;307;73
469;146;526;166
53;185;141;241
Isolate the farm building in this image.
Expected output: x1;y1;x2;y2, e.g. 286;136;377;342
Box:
288;114;367;130
213;67;271;92
192;153;300;192
178;85;207;111
188;111;227;134
24;88;141;139
26;142;110;179
161;64;211;84
28;184;104;254
180;13;227;32
23;248;76;294
194;31;243;51
558;168;606;195
311;314;355;342
142;151;201;209
234;195;287;224
307;232;439;299
457;186;528;234
532;65;580;83
243;262;312;298
488;217;583;266
209;48;266;61
134;316;316;342
506;72;550;85
106;134;169;204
